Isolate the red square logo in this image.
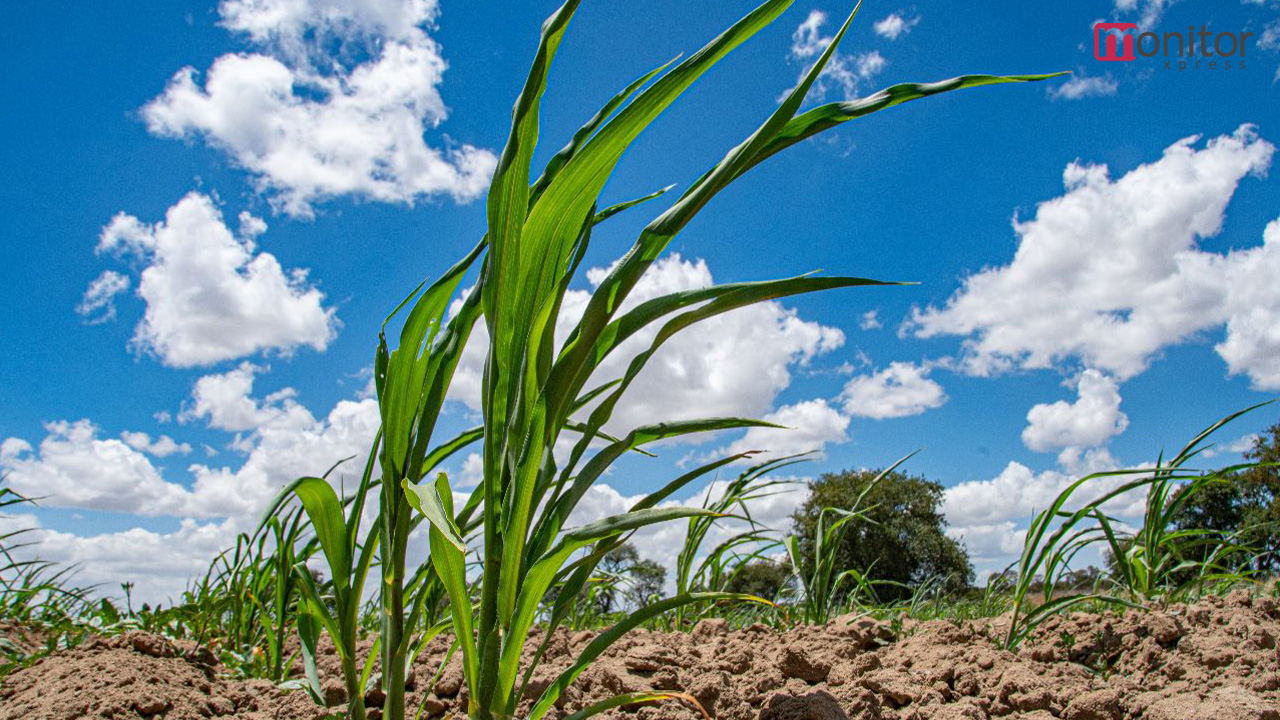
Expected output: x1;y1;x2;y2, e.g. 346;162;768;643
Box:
1095;22;1137;61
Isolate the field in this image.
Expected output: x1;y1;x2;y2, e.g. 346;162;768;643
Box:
4;589;1280;719
3;2;1279;720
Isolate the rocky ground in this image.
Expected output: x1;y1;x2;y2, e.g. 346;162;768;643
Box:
2;590;1278;719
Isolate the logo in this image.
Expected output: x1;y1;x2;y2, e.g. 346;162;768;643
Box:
1092;23;1255;71
1095;23;1136;61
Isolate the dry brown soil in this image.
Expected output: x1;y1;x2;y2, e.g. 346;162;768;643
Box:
2;590;1278;720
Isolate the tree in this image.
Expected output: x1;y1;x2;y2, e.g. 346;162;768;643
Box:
589;543;667;613
1167;420;1280;574
724;558;792;602
627;559;666;607
591;544;639;615
792;468;973;603
1239;420;1280;573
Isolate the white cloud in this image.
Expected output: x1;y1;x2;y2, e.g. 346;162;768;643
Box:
121;432;192;458
943;457;1135;529
1114;0;1178;31
181;362;278;431
872;12;919;40
942;442;1153;576
859;309;882;330
789;10;887;101
1047;72;1118;101
182;377;381;520
1;421;199;517
0;512;239;605
724;399;850;460
909;126;1280;388
1214;217;1280;387
455;452;484;489
449;255;846;438
96;193;337;367
76;270;131;324
218;0;439;49
1022;370;1128;457
946;521;1024;573
142;0;495;216
2;366;379;522
1258;20;1280;51
841;361;947;419
1201;432;1259;458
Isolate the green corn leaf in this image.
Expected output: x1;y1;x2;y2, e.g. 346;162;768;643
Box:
425;477;478;704
403;473;466;553
276;477;350;595
294;600;326;704
748;73;1068;172
530;58;678;202
537;418;782;555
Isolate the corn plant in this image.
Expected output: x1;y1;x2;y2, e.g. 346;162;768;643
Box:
670;454;803;628
0;485;96;678
785;455;916;624
785;501;873;624
1003;403;1274;650
268;0;1057;717
0;486;91;625
1096;462;1263;603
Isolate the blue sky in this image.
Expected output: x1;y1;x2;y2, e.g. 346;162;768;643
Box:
2;0;1279;601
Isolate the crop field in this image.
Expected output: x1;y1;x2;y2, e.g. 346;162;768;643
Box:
3;2;1280;720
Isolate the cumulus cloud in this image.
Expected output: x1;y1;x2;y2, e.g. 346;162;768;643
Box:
76;270;131;324
95;193;337;367
909;126;1280;388
182;373;382;520
1047;72;1118;101
182;362;282;432
946;521;1024;574
0;512;239;604
789;10;887;101
142;0;495;216
859;309;882;330
2;365;378;523
724;399;850;460
872;12;919;40
1114;0;1177;31
841;361;947;419
449;255;847;438
1;421;199;517
944;454;1141;538
941;445;1154;576
121;432;192;458
1022;370;1128;457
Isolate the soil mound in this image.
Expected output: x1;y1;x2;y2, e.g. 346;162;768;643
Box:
2;591;1278;719
0;632;319;720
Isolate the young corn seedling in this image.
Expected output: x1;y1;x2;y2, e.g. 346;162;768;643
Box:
271;0;1059;717
670;454;804;629
786;455;918;624
1003;402;1274;650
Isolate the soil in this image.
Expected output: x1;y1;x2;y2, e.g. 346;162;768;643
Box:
2;590;1278;720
